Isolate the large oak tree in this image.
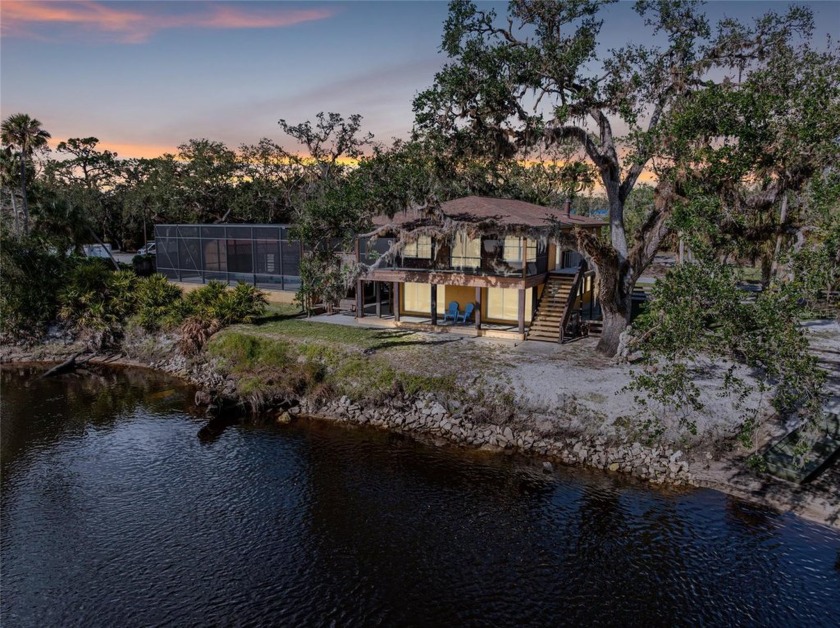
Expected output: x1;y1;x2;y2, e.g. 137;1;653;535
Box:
413;0;820;355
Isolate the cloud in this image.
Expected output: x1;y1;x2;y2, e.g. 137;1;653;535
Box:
1;1;336;44
149;58;444;148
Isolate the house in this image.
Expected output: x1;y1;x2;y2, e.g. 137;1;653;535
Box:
355;196;604;342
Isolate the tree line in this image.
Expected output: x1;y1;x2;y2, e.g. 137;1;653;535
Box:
2;0;838;355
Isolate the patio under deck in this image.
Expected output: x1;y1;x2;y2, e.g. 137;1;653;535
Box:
355;304;528;340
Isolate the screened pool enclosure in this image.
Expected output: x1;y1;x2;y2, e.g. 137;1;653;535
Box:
154;224;303;291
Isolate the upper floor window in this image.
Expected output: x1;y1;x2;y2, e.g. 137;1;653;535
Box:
503;237;537;263
403;235;432;259
451;233;481;268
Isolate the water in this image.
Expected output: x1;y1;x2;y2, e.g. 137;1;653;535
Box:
2;366;839;627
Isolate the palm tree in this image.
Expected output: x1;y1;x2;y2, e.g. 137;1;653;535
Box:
1;113;51;235
0;147;19;233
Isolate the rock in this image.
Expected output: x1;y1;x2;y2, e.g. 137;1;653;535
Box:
669;450;683;463
542;461;554;473
195;390;213;406
503;426;514;442
276;411;292;425
608;462;620;472
429;402;447;417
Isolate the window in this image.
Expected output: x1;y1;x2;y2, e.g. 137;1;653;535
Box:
403;235;432;259
503;236;522;262
486;288;533;323
403;282;431;313
503;237;537;263
451;233;481;269
526;239;537;262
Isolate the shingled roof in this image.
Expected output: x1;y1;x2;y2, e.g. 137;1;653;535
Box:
373;196;604;230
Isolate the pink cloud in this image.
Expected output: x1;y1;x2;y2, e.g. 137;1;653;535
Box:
1;1;336;44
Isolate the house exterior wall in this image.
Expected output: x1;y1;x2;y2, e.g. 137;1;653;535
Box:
441;285;476;313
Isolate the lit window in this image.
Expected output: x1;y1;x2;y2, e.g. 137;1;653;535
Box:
503;236;522;262
403;235;432;259
503;237;537;262
486;287;533;323
451;233;481;268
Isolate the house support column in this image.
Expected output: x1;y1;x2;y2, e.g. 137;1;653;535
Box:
393;282;400;322
522;242;527;279
431;284;438;326
375;282;382;318
356;280;364;319
475;286;482;330
518;288;525;335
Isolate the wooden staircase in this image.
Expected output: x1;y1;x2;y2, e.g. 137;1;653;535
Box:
527;274;575;342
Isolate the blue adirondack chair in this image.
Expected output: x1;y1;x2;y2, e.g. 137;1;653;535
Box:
458;302;475;324
442;301;459;323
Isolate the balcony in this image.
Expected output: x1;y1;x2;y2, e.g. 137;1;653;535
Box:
359;236;549;278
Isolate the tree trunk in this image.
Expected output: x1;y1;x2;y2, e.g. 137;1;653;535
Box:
760;254;772;288
19;152;29;235
770;192;789;280
9;187;19;235
594;261;633;356
577;180;675;357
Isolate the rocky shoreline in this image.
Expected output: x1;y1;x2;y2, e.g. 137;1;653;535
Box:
301;394;694;485
3;340;838;529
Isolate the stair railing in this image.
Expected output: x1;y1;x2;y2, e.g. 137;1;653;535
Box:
559;259;587;343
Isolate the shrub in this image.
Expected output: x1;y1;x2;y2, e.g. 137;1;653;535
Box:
183;281;267;325
107;270;140;320
217;282;268;325
0;235;66;338
179;282;268;353
134;274;184;331
179;316;222;356
58;259;115;328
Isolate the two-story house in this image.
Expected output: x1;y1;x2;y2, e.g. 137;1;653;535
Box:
356;196;604;341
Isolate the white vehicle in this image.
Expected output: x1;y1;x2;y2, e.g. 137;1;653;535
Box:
138;242;156;255
82;243;113;259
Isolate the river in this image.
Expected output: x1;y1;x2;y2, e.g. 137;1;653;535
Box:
2;366;839;626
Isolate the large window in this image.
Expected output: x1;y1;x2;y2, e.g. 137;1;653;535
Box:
503;237;536;263
403;235;432;258
451;233;481;269
403;282;431;313
486;287;533;323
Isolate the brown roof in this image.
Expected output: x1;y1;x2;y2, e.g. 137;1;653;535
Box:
373;196;603;230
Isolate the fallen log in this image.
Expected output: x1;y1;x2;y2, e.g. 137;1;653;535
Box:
39;352;89;379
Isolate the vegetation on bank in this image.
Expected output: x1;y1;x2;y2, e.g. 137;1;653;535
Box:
207;329;458;409
0;236;266;351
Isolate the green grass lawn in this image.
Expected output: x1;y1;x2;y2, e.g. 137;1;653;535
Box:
237;303;426;351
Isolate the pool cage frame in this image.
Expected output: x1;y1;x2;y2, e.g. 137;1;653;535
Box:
154;224;303;292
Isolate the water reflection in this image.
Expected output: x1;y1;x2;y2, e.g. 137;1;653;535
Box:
1;367;839;627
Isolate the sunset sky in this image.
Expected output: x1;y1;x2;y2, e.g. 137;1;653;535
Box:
2;1;838;159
